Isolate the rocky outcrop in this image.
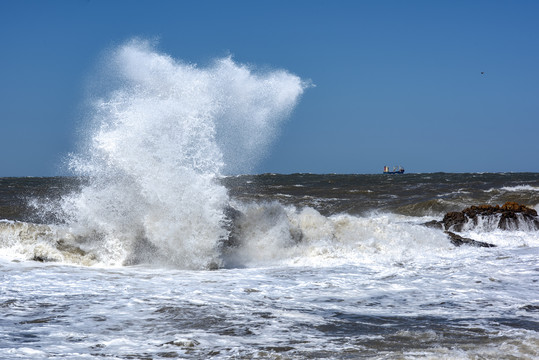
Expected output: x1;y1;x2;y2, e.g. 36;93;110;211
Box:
441;211;466;231
425;202;539;248
442;202;539;232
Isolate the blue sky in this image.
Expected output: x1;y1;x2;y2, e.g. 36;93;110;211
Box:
1;0;538;176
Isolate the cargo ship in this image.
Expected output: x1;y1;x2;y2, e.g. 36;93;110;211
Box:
383;166;405;174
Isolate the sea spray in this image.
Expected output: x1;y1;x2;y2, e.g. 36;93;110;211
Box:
60;39;306;268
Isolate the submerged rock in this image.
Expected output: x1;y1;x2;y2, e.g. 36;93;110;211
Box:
444;231;496;248
219;204;304;251
219;205;244;249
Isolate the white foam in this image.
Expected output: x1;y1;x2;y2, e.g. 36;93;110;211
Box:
0;220;97;265
57;39;306;268
486;184;539;192
221;203;455;268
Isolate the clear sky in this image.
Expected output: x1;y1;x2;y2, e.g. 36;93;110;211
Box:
1;0;538;176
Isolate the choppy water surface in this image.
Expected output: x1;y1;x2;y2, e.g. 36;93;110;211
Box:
1;173;538;359
2;253;538;359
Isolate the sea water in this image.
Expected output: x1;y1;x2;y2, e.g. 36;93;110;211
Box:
0;40;538;359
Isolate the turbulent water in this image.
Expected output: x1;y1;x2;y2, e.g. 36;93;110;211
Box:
1;41;539;359
1;174;539;359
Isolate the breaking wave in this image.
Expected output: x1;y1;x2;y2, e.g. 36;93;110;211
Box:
0;207;456;269
19;39;307;268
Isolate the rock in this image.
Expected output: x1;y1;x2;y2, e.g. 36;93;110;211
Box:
32;255;54;262
442;211;467;232
219;204;304;250
497;202;539;230
423;219;443;230
219;205;244;249
442;202;539;231
422;201;539;248
444;231;496;248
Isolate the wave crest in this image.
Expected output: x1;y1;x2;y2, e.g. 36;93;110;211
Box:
55;40;306;268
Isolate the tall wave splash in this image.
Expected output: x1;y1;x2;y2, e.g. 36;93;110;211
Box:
57;40;306;268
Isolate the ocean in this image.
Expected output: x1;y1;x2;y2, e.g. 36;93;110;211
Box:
1;173;538;359
1;41;538;359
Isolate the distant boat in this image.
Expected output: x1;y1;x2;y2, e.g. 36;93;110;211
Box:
383;165;405;174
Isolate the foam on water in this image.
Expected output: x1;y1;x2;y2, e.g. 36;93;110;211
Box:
53;39;306;268
2;248;538;359
182;200;462;269
0;207;454;269
488;185;539;192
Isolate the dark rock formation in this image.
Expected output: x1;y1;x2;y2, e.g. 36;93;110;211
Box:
219;205;245;249
425;202;539;232
444;231;496;248
442;211;467;232
423;219;443;230
442;202;539;232
424;202;539;248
